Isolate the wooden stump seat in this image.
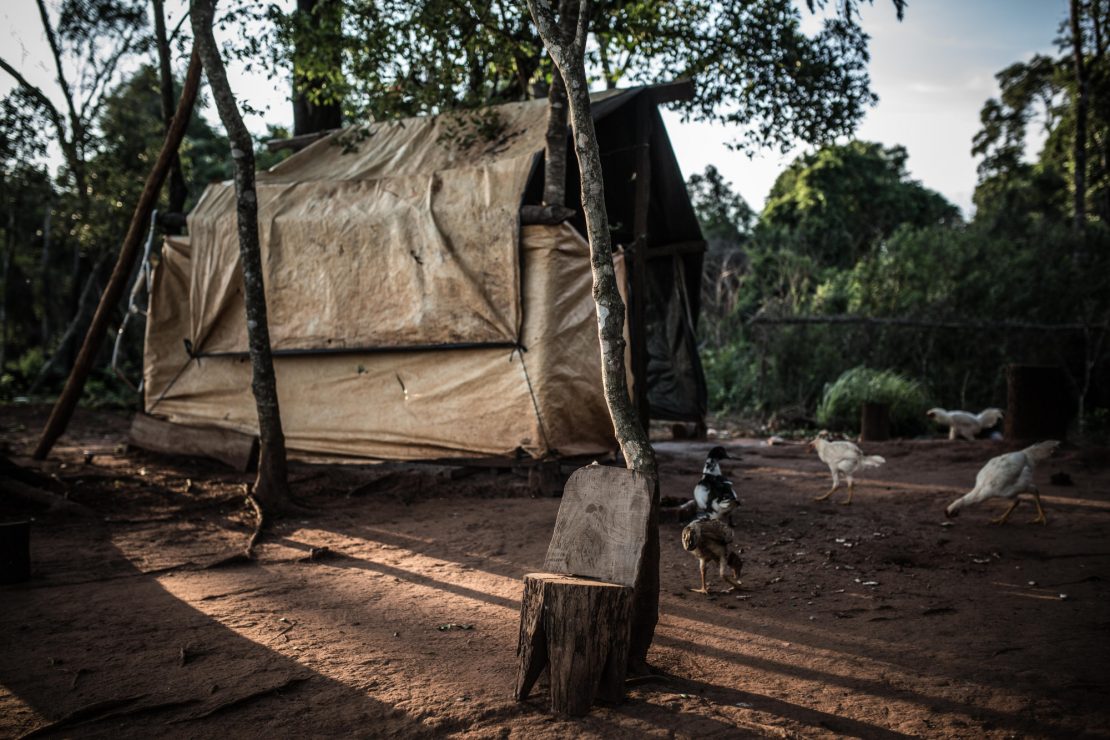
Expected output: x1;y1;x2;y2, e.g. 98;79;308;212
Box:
512;464;653;716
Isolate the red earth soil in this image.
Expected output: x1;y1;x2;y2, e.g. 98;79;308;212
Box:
1;405;1108;738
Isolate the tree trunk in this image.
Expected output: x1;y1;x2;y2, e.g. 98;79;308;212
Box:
39;203;52;350
527;0;659;670
29;253;109;395
540;0;578;208
152;0;189;223
1071;0;1089;229
192;0;293;516
31;51;202;460
291;0;344;136
1;203;13;372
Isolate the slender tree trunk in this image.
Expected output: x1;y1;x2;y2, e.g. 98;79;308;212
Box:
1;202;13;372
39;202;52;350
1071;0;1089;229
541;0;578;208
152;0;189;222
192;0;293;515
34;0;91;231
291;0;343;136
527;0;660;671
32;50;202;460
29;253;110;395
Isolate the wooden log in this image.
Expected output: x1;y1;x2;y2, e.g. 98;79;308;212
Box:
0;520;30;584
520;204;576;225
860;402;891;441
129;413;259;472
514;573;633;715
0;454;65;494
0;477;87;517
1005;365;1071;441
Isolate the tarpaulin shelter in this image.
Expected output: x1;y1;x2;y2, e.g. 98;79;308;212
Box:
141;83;707;462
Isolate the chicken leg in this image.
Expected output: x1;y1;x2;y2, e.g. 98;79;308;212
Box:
719;554;742;592
991;499;1021;525
1029;488;1048;525
840;479;855;506
689;559;710;594
815;473;840;502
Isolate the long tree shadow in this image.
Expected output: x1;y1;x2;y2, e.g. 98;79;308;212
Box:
0;519;451;738
650;630;1084;737
612;671;917;740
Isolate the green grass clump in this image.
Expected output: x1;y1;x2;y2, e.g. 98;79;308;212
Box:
816;366;929;436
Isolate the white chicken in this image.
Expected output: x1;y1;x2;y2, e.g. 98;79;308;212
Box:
811;433;885;505
926;407;1004;441
945;440;1058;525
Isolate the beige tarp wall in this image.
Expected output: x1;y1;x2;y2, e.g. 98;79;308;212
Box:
143;225;618;460
186;102;556;355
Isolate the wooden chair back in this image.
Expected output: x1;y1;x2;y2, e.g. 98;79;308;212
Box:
542;464;653;587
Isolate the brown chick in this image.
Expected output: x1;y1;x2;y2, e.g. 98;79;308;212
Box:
681;517;743;594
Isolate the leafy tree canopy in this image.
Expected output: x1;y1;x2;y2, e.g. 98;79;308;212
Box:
972;1;1110;222
274;0;904;152
759;140;959;268
687;164;754;257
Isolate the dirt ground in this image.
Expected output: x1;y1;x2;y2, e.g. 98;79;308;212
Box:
1;405;1109;739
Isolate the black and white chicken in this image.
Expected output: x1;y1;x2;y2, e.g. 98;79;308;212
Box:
681;446;743;594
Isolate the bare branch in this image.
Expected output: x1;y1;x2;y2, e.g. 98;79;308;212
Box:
0;56;68;141
78;30;138;130
36;0;84;149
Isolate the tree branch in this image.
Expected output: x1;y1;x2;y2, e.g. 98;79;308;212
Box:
0;55;70;152
32;48;203;460
36;0;84;155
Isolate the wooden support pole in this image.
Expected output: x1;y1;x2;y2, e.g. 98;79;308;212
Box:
629;94;653;430
32;50;202;460
514;573;633;715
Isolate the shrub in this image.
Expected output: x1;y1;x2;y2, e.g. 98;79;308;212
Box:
816;366;930;436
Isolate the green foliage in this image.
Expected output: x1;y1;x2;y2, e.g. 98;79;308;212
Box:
688;166;755;347
81;366;140;410
692;119;1110;431
816;366;929;435
971;2;1110;223
701;341;758;414
269;0;903;153
759;141;959;268
687;165;754;256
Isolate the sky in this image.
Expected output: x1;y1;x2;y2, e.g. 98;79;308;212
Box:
1;0;1068;218
662;0;1066;217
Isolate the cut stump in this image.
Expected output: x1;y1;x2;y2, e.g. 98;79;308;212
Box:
860;402;891;441
514;573;633;715
1006;365;1071;441
512;464;651;716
